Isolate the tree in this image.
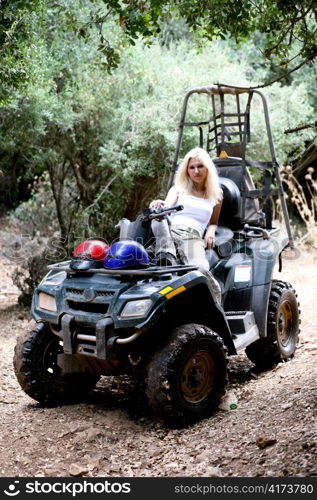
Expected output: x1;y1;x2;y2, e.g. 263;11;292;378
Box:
1;1;316;89
0;0;45;101
89;0;317;82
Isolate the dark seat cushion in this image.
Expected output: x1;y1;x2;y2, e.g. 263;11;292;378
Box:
214;157;262;229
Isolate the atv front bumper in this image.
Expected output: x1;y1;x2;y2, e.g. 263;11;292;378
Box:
32;262;199;360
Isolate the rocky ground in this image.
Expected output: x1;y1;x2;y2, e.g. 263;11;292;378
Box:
0;244;316;478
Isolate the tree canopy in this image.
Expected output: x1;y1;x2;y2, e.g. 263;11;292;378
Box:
94;0;317;66
1;0;316;88
71;0;317;81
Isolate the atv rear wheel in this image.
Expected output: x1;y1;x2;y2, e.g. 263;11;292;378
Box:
245;280;300;368
145;323;227;426
13;321;100;405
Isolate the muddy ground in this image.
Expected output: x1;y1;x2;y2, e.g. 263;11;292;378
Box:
0;246;316;478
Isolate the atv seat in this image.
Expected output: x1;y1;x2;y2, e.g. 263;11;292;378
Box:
205;226;234;270
215;157;263;230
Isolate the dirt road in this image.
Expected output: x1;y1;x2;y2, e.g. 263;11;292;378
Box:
0;249;316;477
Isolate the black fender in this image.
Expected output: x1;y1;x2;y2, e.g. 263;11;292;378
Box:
136;270;236;355
248;232;290;337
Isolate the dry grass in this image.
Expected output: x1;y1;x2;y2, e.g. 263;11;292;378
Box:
280;165;317;246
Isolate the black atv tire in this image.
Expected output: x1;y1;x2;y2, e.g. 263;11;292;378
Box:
145;323;227;426
245;280;300;369
13;321;100;406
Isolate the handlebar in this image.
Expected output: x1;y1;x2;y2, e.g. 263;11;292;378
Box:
243;224;270;239
142;205;184;221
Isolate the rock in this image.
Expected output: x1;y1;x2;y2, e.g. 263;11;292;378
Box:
196;450;212;463
43;465;66;476
202;466;222;477
165;462;180;469
69;463;89;477
256;437;277;449
85;454;103;471
86;427;104;442
280;402;293;410
301;441;316;450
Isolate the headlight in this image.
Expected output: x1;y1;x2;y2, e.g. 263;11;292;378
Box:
38;292;57;312
120;299;152;318
40;271;66;286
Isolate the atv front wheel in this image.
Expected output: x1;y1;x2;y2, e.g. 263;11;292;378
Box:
245;280;300;368
145;323;227;426
13;322;100;405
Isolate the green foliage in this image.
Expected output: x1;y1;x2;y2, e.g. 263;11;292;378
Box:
0;0;46;101
91;0;317;77
1;0;316;256
1;0;316;86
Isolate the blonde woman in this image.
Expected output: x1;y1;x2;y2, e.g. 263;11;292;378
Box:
150;147;223;303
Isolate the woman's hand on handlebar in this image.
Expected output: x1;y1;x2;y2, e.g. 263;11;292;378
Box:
150;186;179;209
150;199;166;209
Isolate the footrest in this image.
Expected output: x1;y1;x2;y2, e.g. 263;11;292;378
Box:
226;311;255;334
226;311;260;351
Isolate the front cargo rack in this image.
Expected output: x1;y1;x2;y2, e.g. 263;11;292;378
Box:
47;261;198;277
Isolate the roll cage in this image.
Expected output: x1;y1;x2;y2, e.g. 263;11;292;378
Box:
167;84;293;248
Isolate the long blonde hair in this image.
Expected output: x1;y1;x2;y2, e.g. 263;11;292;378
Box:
174;147;223;203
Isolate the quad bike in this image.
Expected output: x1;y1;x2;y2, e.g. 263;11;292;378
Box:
13;84;300;426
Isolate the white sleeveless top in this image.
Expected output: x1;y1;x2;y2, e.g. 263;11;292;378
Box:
171;193;215;237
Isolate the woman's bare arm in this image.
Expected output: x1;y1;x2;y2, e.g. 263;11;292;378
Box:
204;200;222;249
150;186;179;208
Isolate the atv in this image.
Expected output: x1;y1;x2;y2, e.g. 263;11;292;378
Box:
14;84;300;426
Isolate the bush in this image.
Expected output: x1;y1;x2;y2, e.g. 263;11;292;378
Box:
12;253;48;307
